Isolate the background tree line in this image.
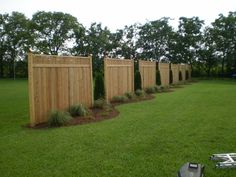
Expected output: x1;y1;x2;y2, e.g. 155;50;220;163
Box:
0;11;236;78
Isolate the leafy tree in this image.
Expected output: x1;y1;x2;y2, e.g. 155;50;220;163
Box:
212;12;236;75
31;11;80;55
198;27;218;76
1;12;30;78
0;14;8;78
74;23;113;72
137;18;174;61
177;17;204;68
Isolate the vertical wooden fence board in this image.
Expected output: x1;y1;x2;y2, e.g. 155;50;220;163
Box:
171;64;179;84
28;53;93;126
104;58;134;102
179;64;186;82
139;60;156;89
159;63;170;87
185;64;191;80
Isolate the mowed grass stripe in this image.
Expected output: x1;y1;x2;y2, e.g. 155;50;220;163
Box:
0;80;236;177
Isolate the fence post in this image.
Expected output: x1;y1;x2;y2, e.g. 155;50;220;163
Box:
28;52;36;126
89;55;94;106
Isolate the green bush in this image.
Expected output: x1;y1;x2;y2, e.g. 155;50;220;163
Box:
156;70;161;86
179;71;182;81
125;92;136;100
135;89;145;97
134;71;142;91
93;99;111;109
112;95;129;103
94;72;105;100
68;104;88;117
154;85;162;93
145;87;156;94
48;110;72;127
169;70;173;84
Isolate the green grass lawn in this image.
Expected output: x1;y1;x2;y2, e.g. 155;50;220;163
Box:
1;79;236;177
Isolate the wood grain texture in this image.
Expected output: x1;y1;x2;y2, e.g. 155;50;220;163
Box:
171;64;179;84
139;60;156;89
158;63;170;87
104;58;134;102
28;53;93;126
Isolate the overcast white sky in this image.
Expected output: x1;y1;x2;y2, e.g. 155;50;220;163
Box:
0;0;236;31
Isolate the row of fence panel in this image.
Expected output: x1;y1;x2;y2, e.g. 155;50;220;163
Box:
28;54;191;125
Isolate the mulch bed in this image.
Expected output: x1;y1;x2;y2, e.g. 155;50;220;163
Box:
27;95;155;129
27;83;193;129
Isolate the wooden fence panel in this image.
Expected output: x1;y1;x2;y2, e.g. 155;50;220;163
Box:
139;60;156;89
104;58;134;102
179;64;186;81
171;64;179;84
159;63;170;87
28;53;93;126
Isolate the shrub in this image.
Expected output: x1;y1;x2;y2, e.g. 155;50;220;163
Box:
135;89;145;97
68;104;88;117
179;71;182;81
125;92;136;100
134;71;142;91
112;95;129;103
48;110;72;127
186;70;189;80
93;99;111;109
169;70;173;84
145;87;156;94
94;72;105;100
156;70;161;86
154;85;162;93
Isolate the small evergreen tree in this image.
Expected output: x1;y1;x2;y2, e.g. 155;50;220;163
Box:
134;71;142;91
179;71;182;81
156;70;161;86
94;72;105;100
186;70;189;80
169;70;173;84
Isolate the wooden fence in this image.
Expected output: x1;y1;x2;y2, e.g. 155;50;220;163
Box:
171;64;179;84
159;63;170;87
139;60;156;89
179;64;186;81
104;58;134;102
28;53;93;126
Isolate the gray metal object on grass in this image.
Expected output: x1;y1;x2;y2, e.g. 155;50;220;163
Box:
210;153;236;168
177;162;204;177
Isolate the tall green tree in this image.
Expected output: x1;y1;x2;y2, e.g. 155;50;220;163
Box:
212;12;236;75
137;18;174;61
1;12;30;78
78;23;113;72
177;17;204;68
31;11;80;55
0;14;8;78
198;27;218;76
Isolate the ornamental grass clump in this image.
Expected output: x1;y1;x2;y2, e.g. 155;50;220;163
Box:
145;87;156;94
112;95;129;103
93;98;111;110
135;89;145;97
48;110;72;127
68;104;88;117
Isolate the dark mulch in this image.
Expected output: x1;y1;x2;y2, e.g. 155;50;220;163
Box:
27;95;155;129
26;82;193;129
